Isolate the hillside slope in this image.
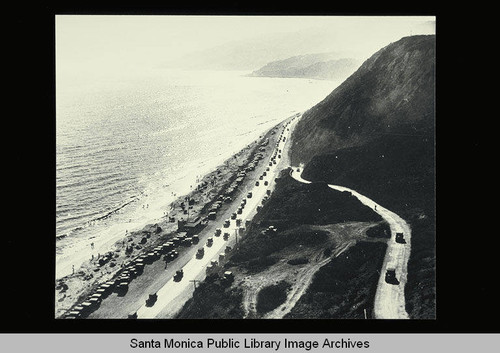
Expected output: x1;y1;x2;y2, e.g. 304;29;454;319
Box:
291;35;435;165
290;35;435;318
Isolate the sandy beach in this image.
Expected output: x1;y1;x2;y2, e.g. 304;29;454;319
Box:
55;114;297;318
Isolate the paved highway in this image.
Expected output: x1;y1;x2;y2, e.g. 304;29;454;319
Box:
137;116;298;318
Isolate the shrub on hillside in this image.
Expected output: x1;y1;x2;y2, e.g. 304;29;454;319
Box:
256;281;291;314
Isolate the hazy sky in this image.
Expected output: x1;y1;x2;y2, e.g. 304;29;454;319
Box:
56;15;435;77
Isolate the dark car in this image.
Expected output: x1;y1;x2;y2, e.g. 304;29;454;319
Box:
395;232;406;244
174;269;184;282
128;311;138;319
146;293;158;307
385;269;399;285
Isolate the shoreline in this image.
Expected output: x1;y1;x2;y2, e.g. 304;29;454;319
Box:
55;113;294;280
55;112;299;318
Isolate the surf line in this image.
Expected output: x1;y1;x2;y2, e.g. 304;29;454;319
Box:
90;196;140;223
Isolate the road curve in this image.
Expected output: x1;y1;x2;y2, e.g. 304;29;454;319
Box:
289;168;411;319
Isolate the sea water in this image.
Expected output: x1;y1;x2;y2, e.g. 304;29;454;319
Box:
56;68;339;279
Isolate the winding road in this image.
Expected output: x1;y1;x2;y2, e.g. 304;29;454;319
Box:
88;112;411;320
289;167;411;319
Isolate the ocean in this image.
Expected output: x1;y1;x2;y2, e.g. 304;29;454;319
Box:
56;68;339;279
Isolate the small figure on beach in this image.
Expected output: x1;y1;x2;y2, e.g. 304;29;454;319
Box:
72;265;75;274
375;205;377;210
91;242;94;249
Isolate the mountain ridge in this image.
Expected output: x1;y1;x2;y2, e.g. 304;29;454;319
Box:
291;35;435;165
248;52;360;81
163;29;365;71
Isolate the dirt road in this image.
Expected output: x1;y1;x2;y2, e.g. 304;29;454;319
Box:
289;169;411;319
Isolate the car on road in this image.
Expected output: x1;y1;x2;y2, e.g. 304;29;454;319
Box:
174;269;184;282
128;311;138;319
206;264;214;274
224;271;234;280
207;237;213;246
80;301;93;317
98;284;112;297
146;293;157;307
385;269;399;285
90;293;103;304
196;248;204;259
134;263;145;275
161;242;173;253
116;282;129;294
65;311;80;319
221;271;234;285
171;237;181;246
165;250;178;262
